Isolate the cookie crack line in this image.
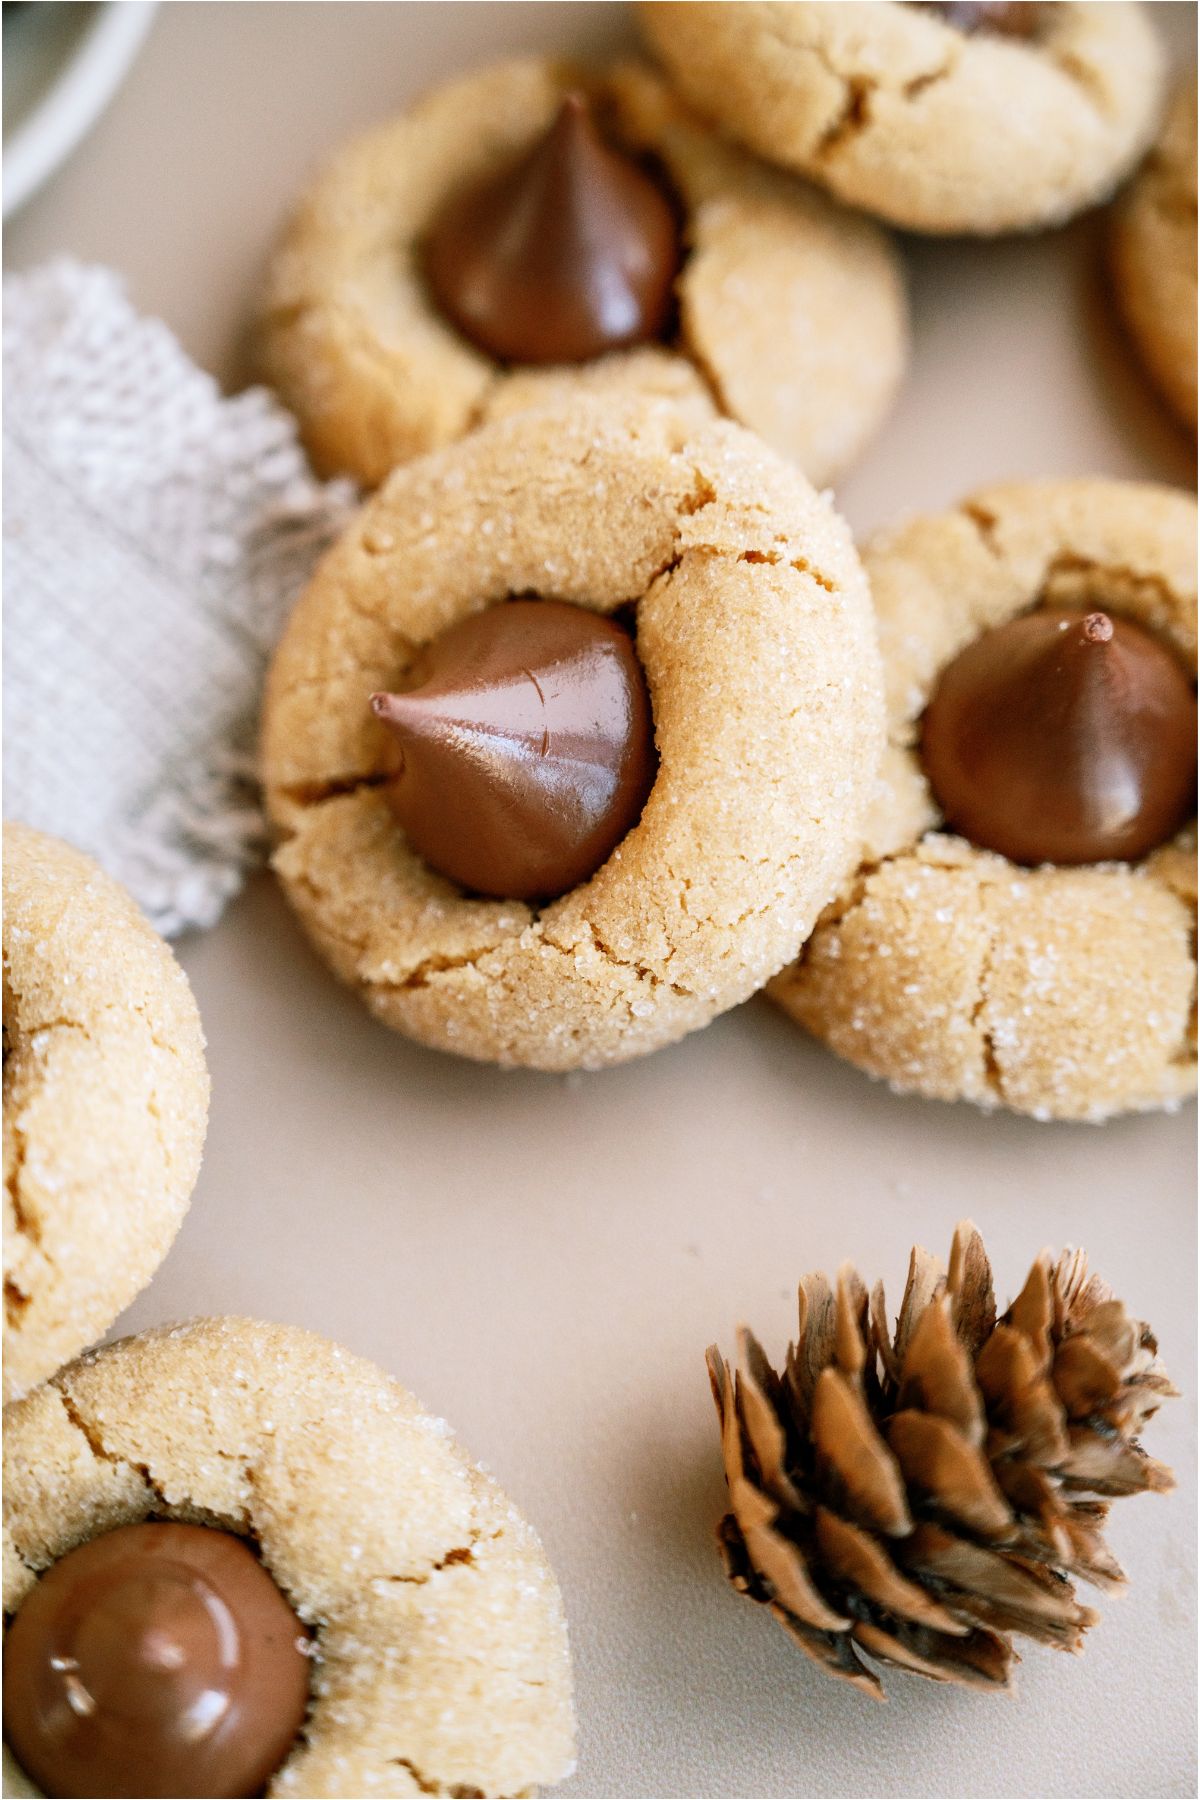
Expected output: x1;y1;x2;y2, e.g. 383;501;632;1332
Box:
737;547;837;593
54;1383;172;1513
5;1107;41;1248
385;948;514;995
370;915;693;1004
814;75;877;161
7;1014;91;1044
381;1533;483;1585
969;887;1004;1102
43;1390;312;1585
959;500;1005;561
4;1091;64;1332
4;1275;31;1326
957;507;1194;617
800;820;1200;967
389;1756;484;1798
1044;44;1118;123
276;771;389;810
902;55;959;104
1039;550;1193;614
581;919;693;998
10;1006;195;1072
759;20;962;156
128;1001;201;1075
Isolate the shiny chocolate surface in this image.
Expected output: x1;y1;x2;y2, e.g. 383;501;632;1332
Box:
372;598;656;900
920;607;1196;866
3;1523;311;1799
424;92;681;365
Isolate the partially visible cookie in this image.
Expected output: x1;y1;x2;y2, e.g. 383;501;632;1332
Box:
638;3;1165;235
770;479;1197;1121
258;57;908;487
1110;83;1197;430
3;825;209;1401
2;1317;576;1797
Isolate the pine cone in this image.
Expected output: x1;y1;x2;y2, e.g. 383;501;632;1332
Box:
707;1222;1176;1698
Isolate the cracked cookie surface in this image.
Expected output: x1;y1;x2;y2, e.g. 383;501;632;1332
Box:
2;1316;576;1799
769;479;1197;1121
1110;83;1197;431
638;2;1165;235
260;397;885;1071
258;57;907;487
2;825;209;1401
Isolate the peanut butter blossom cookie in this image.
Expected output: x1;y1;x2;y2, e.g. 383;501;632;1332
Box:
770;479;1197;1121
2;1317;575;1798
2;825;209;1402
638;2;1165;235
261;397;885;1071
1109;83;1197;432
258;58;908;487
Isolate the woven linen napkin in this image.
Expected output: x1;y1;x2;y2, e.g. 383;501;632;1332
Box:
3;259;354;934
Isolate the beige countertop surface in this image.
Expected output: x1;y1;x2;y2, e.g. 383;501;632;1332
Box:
5;4;1197;1796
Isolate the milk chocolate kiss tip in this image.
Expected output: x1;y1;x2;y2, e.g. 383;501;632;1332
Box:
920;606;1197;867
2;1521;311;1800
424;90;681;366
372;598;655;902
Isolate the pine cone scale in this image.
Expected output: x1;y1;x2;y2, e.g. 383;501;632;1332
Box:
850;1617;1009;1690
900;1524;1098;1643
895;1296;984;1441
813;1507;965;1636
887;1409;1014;1539
770;1605;884;1700
812;1368;912;1538
1059;1427;1175;1496
734;1329;802;1508
730;1476;847;1633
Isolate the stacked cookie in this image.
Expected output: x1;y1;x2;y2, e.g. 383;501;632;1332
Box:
2;831;575;1797
253;4;1193;1123
3;6;1194;1796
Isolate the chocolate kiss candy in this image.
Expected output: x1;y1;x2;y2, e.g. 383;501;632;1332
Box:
2;1522;311;1799
371;599;655;900
424;91;681;365
915;2;1041;34
921;608;1197;866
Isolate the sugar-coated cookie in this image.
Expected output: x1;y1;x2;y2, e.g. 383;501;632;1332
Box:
261;398;884;1072
2;825;209;1401
639;3;1165;235
258;58;907;487
1110;83;1197;431
770;480;1197;1121
2;1317;575;1797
